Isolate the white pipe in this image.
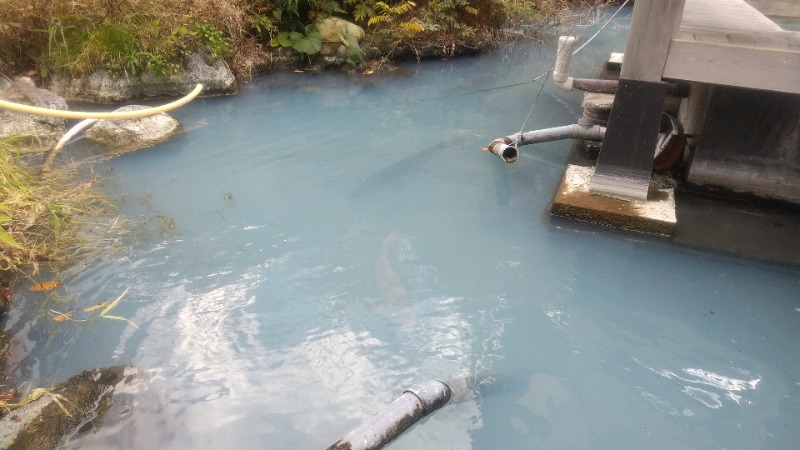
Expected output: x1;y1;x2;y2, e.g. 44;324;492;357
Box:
553;36;577;91
41;118;99;172
52;119;98;153
0;84;203;119
28;84;203;172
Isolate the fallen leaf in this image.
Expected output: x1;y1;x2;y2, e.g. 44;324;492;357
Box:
0;287;11;302
29;280;62;292
52;311;73;322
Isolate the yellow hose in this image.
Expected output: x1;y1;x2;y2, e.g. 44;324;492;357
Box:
0;84;204;119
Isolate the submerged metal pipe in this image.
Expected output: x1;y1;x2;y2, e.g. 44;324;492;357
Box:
484;119;606;164
328;380;452;450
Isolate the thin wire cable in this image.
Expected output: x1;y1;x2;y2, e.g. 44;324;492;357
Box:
517;1;630;135
572;0;631;56
517;14;579;134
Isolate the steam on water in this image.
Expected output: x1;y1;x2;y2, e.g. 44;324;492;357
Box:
8;13;800;450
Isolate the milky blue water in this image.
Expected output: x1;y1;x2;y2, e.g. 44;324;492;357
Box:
4;10;800;449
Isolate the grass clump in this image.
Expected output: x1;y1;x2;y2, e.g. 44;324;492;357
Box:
0;0;236;78
0;136;114;279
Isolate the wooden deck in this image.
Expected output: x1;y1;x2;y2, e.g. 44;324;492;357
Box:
589;0;799;202
662;0;800;93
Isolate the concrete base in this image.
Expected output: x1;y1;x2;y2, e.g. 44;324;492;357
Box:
551;165;677;235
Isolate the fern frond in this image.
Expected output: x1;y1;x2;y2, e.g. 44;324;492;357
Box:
368;15;391;26
374;1;391;14
393;1;417;14
353;4;373;22
400;19;424;34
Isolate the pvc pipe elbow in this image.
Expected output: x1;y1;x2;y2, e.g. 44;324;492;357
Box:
554;76;574;91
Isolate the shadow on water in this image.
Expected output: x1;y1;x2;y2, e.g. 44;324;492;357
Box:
491;161;513;206
350;136;467;198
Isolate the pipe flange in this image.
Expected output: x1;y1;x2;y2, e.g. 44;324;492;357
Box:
405;380;452;413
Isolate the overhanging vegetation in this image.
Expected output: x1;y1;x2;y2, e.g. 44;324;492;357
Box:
0;0;602;78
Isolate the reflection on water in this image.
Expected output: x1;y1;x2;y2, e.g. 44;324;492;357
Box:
3;7;800;449
373;230;415;329
635;358;761;411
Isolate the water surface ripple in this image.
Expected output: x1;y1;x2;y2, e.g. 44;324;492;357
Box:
5;15;799;450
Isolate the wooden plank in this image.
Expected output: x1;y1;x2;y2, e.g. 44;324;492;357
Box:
663;39;800;94
681;0;782;34
621;0;686;82
676;30;800;49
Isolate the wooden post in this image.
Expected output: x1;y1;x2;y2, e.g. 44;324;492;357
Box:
621;0;686;82
590;0;686;201
677;82;712;137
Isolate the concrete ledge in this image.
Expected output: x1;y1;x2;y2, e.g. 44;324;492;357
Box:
551;165;677;235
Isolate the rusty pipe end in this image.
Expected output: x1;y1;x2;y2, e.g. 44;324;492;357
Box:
486;139;518;163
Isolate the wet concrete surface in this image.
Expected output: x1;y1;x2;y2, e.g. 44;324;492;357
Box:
557;147;800;268
551;164;677;236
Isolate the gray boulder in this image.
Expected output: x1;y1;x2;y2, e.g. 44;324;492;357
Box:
85;105;180;151
0;81;67;149
48;50;236;103
318;17;364;42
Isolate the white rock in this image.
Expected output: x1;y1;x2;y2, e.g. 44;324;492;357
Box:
85;105;180;150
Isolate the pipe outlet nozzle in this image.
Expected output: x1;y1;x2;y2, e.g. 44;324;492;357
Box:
486;139;519;163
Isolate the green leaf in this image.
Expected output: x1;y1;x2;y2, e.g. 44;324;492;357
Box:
276;31;294;47
291;25;322;55
100;285;131;316
100;315;140;329
305;24;321;38
0;228;22;249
